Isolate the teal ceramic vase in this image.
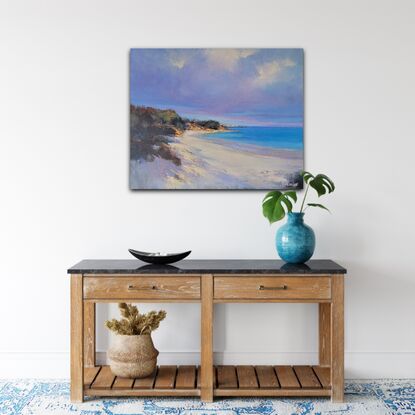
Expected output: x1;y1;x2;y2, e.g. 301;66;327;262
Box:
276;212;315;264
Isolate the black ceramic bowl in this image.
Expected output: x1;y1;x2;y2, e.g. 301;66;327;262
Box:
128;249;191;265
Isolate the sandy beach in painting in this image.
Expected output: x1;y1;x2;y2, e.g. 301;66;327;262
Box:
130;130;303;189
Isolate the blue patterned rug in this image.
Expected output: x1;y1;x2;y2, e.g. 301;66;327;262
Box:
0;380;414;414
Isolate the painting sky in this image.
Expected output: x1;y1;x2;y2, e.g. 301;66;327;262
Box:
130;48;303;127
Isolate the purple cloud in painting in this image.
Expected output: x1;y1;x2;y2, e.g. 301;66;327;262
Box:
130;49;303;126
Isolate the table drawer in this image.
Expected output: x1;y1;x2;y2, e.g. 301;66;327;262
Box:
83;276;200;300
214;276;331;300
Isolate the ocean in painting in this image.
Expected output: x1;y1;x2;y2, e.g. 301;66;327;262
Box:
129;48;304;190
204;126;303;150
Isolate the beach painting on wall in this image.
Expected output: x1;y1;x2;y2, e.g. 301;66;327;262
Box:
130;48;304;189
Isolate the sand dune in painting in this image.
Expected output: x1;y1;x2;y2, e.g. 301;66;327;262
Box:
130;129;302;190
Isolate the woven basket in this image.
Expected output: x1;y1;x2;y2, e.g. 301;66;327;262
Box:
108;334;159;378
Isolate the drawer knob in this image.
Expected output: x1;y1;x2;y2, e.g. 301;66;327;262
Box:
258;284;287;291
127;285;157;291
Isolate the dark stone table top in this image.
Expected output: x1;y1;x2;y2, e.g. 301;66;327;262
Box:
68;259;346;275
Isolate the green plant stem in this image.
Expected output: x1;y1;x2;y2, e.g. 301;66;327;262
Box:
300;183;310;213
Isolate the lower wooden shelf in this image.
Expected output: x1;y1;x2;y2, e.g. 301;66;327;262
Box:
85;365;331;397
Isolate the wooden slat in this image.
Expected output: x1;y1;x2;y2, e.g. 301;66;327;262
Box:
91;366;115;389
214;388;331;397
236;366;258;389
112;376;135;389
313;366;331;389
154;366;177;389
86;388;200;397
217;366;238;389
294;366;321;389
133;369;157;389
255;366;279;388
84;366;100;388
274;366;300;389
175;366;196;389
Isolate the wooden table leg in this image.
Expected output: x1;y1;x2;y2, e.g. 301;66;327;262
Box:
319;303;331;366
70;274;84;402
201;274;213;402
84;302;95;367
331;275;344;402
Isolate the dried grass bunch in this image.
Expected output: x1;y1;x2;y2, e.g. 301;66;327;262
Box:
105;303;167;335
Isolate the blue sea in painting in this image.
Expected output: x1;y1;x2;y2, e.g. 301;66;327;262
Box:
204;126;303;150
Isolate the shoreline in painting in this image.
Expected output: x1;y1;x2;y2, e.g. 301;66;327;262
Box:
130;129;303;190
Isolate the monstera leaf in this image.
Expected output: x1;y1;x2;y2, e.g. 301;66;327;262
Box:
262;190;297;224
301;171;335;197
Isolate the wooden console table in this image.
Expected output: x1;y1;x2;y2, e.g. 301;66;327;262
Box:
68;259;346;403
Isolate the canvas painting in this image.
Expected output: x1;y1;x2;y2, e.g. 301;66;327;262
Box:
129;48;304;190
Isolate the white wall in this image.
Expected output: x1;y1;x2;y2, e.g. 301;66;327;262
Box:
0;0;414;378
